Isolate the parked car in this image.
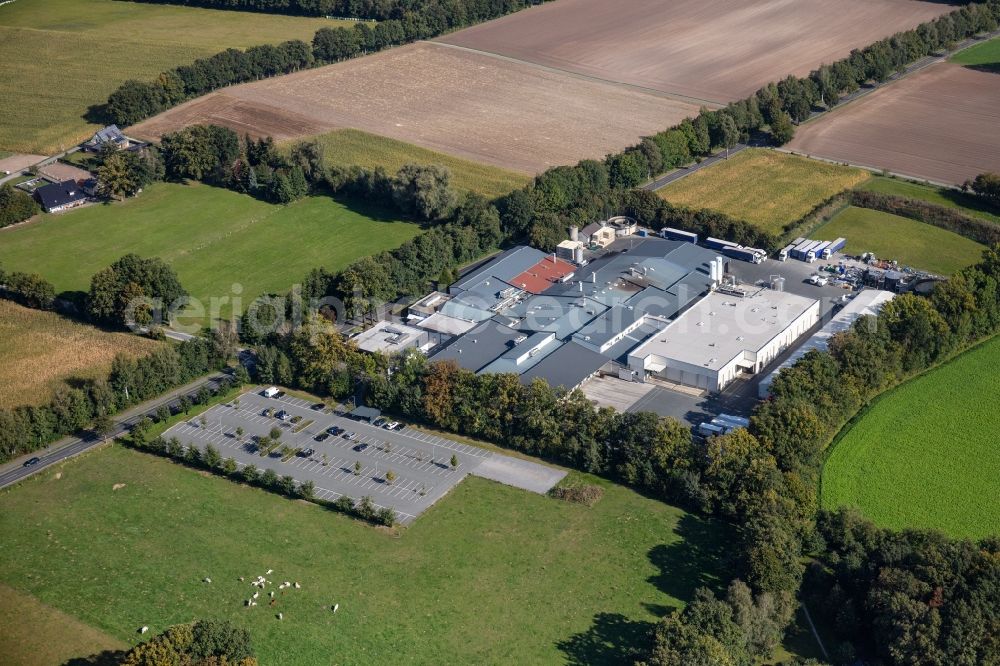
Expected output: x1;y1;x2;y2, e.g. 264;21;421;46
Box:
274;390;286;399
275;410;290;421
326;426;343;436
352;442;369;453
808;274;829;286
372;417;388;427
314;432;330;442
297;447;315;458
384;421;399;430
343;432;358;441
311;403;326;411
23;457;40;467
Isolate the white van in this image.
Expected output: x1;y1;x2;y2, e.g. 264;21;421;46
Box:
262;386;279;399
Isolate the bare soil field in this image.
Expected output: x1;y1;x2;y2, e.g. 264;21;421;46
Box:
37;162;93;184
0;154;44;175
130;42;701;174
788;64;1000;186
437;0;950;103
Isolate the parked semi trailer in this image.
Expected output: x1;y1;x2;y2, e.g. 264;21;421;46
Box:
705;237;740;251
661;227;699;244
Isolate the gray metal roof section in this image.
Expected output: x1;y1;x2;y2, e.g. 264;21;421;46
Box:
427;320;522;372
519;341;609;389
449;247;547;294
505;294;609;339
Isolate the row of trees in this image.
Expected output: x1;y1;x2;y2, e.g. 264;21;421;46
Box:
106;0;553;126
133;0;545;20
0;334;236;464
127;427;397;525
0;182;39;228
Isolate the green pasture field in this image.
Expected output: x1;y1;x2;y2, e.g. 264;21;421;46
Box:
0;182;420;326
813;206;986;274
656;149;869;234
0;445;728;664
0;0;345;154
304;129;531;199
859;176;1000;225
951;35;1000;71
822;336;1000;539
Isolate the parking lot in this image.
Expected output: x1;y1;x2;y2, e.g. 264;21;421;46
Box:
162;390;565;524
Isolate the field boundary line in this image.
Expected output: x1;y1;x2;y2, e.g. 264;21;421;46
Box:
426;41;724;108
774;148;956;190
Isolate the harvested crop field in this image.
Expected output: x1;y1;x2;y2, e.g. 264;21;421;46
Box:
788;63;1000;186
130;42;702;174
436;0;949;103
0;301;162;410
657;149;868;234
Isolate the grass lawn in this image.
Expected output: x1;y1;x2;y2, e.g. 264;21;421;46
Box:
0;182;420;326
822;336;1000;539
0;446;729;665
305;129;531;199
813;206;986;274
0;0;345;154
859;176;1000;225
0;300;162;409
657;149;869;234
952;35;1000;71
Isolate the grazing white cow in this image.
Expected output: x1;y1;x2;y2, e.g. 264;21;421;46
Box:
140;626;149;634
239;577;245;582
294;582;301;589
277;613;283;620
252;591;259;599
269;591;275;598
266;569;273;575
203;577;212;584
332;604;339;613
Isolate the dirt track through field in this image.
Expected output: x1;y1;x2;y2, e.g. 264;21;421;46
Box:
788;63;1000;186
437;0;950;103
130;42;702;174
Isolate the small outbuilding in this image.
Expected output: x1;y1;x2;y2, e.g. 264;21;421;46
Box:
349;406;381;423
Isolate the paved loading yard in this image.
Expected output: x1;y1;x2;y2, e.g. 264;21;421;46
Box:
162;390;565;524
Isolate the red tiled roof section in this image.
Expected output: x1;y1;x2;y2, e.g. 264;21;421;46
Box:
511;256;576;293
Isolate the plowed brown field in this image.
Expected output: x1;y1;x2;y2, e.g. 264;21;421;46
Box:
788;63;1000;186
437;0;950;103
130;42;702;174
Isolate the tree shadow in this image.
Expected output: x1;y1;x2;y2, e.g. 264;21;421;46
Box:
965;63;1000;74
63;649;128;666
556;612;655;666
646;513;731;602
82;103;111;126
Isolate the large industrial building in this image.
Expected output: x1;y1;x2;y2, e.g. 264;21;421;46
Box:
399;236;821;393
757;289;895;397
627;287;820;391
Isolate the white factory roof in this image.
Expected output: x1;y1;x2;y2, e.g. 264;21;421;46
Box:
413;312;479;336
629;288;819;372
353;321;427;353
758;289;895;397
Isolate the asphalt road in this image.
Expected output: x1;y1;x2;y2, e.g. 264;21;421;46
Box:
641;143;748;191
0;371;233;490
